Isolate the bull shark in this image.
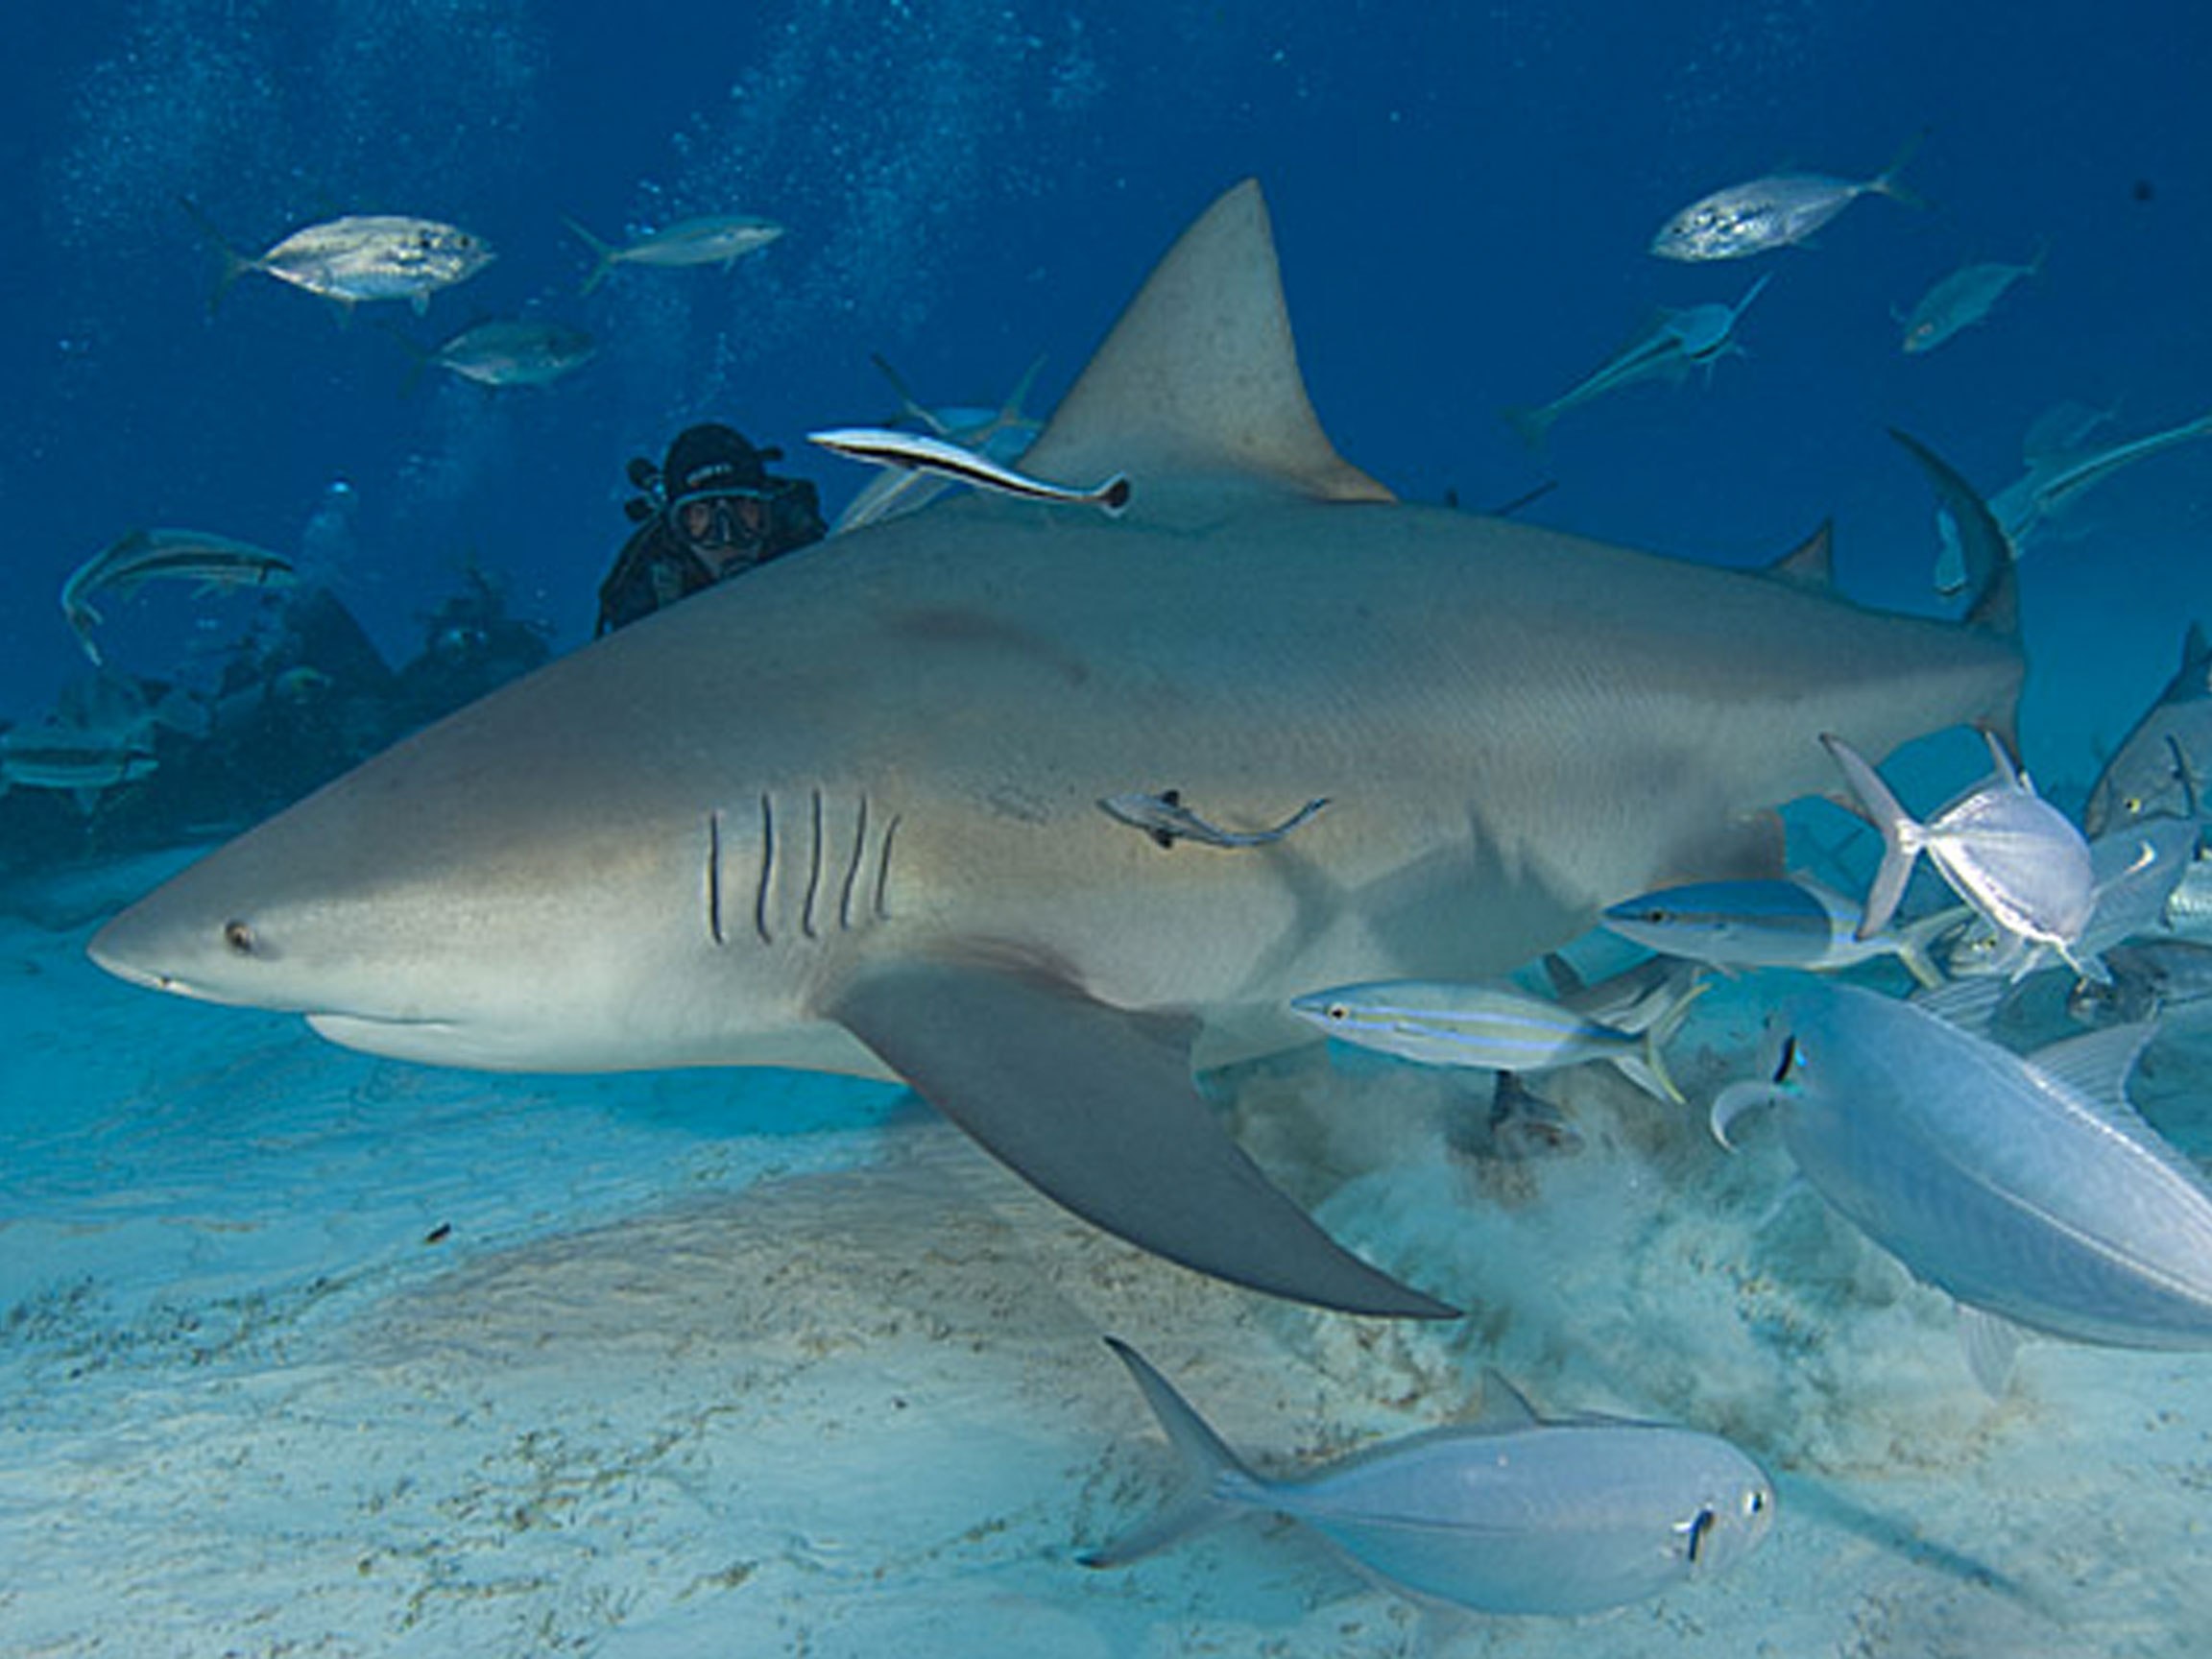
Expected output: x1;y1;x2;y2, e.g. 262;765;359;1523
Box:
88;180;2023;1320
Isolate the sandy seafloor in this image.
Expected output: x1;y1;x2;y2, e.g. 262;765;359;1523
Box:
6;847;2212;1658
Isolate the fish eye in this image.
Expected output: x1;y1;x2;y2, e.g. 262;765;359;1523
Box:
1326;1002;1351;1022
1744;1488;1768;1517
1771;1035;1798;1082
222;919;257;956
2125;796;2144;813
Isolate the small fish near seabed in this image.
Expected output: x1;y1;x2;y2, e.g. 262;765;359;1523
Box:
1601;873;1949;988
1650;134;1926;261
1098;788;1328;850
1503;274;1770;448
181;201;493;316
0;670;205;812
2084;620;2212;835
565;213;784;296
1897;245;2046;354
1289;973;1700;1104
1086;1338;1774;1616
809;425;1131;516
1934;404;2212;591
830;354;1046;536
1822;730;2095;964
1713;980;2212;1389
60;528;298;665
402;317;597;390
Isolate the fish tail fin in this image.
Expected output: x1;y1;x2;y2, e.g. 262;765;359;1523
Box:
1820;733;1926;939
178;195;252;314
1871;128;1933;210
565;218;617;296
1888;426;2021;649
1613;977;1706;1106
1502;405;1553;451
1888;907;1958;990
1082;1338;1258;1571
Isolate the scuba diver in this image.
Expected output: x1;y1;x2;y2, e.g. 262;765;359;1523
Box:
594;422;827;636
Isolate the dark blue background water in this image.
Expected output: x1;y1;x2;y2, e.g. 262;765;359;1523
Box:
4;1;2205;782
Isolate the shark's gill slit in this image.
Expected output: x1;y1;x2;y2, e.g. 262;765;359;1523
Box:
754;791;776;946
802;788;827;940
839;795;871;930
874;813;902;919
705;809;725;947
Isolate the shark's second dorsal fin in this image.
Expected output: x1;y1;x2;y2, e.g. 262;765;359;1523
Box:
1764;519;1835;589
1022;180;1394;503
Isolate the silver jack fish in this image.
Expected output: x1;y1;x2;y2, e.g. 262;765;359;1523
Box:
1714;982;2212;1388
182;201;493;315
1945;817;2200;983
565;213;784;296
1822;730;2093;959
1650;134;1926;261
810;424;1131;516
1087;1338;1774;1616
2084;620;2212;835
404;318;597;390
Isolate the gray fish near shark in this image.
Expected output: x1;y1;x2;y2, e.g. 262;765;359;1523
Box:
88;180;2024;1319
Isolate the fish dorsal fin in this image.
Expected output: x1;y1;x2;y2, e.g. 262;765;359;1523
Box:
1476;1368;1543;1431
2027;1022;2156;1121
1022;180;1394;503
2180;620;2211;695
1765;518;1835;589
1910;976;2005;1036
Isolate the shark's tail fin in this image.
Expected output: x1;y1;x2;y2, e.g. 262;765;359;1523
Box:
565;218;618;297
178;196;253;315
1082;1339;1261;1570
1821;733;1929;940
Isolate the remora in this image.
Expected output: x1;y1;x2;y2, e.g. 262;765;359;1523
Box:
87;180;2023;1319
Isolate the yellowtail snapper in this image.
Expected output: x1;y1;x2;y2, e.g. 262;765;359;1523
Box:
1898;244;2046;354
1086;1338;1774;1616
565;213;783;296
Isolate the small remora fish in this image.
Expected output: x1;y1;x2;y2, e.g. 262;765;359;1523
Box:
1288;974;1698;1104
1098;788;1327;850
1503;274;1769;447
809;425;1132;516
0;730;158;809
2084;620;2212;836
1898;245;2045;354
414;318;597;389
1601;873;1947;987
1822;730;2094;958
60;528;298;664
565;213;784;296
830;354;1046;536
1086;1338;1772;1616
1650;134;1926;261
183;202;493;315
1712;982;2212;1385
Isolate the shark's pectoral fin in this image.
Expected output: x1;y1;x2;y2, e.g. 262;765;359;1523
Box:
827;955;1456;1319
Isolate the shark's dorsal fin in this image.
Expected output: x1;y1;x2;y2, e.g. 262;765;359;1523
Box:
1764;518;1835;589
1022;180;1394;503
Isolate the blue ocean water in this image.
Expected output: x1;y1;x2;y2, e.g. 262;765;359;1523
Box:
4;3;2211;1654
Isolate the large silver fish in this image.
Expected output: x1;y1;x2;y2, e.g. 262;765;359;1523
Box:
1714;982;2212;1384
411;318;597;389
2083;620;2212;835
86;180;2023;1318
565;213;783;296
1087;1338;1774;1616
1650;136;1925;261
184;203;493;315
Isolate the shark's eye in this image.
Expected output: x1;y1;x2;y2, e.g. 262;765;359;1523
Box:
223;920;257;956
